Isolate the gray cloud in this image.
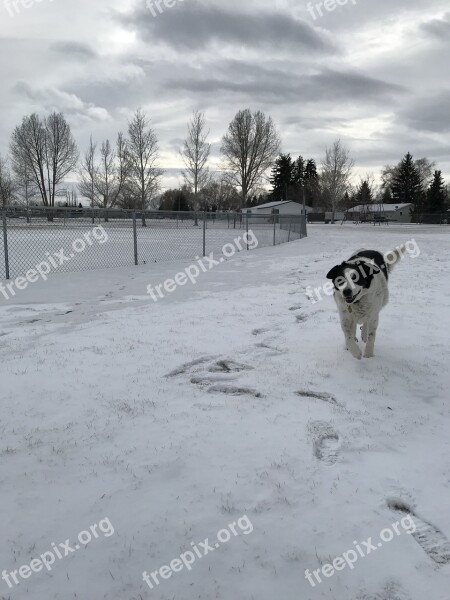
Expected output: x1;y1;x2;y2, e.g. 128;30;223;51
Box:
420;12;450;41
50;41;97;59
12;81;110;123
165;61;405;105
400;91;450;133
120;1;335;53
0;0;449;183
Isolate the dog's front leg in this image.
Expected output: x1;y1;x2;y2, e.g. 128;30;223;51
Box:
341;315;361;360
364;316;379;358
361;323;368;343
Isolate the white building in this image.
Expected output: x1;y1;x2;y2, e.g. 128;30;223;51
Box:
346;203;413;223
247;200;312;216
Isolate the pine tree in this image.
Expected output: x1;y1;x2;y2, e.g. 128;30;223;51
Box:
381;187;393;204
292;156;304;186
426;170;447;214
304;159;320;207
172;189;191;212
289;156;305;204
341;191;352;210
391;153;424;217
270;154;293;200
246;194;258;208
356;180;373;205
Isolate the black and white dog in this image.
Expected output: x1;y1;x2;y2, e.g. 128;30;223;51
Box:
326;247;405;360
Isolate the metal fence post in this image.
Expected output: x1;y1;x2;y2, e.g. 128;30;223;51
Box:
2;208;10;280
246;213;249;250
132;211;138;266
288;218;292;242
202;212;206;257
273;216;276;246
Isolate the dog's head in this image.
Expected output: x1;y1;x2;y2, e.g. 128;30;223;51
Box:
326;261;376;305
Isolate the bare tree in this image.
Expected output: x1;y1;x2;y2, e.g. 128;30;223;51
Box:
181;110;211;199
95;134;129;212
10;113;78;214
198;176;240;211
221;109;281;209
12;158;38;219
65;189;79;207
79;133;130;219
0;155;15;207
415;157;436;189
320;139;354;223
112;133;130;208
127;108;163;225
78;136;99;211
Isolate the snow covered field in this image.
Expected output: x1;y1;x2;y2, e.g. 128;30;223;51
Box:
1;224;449;600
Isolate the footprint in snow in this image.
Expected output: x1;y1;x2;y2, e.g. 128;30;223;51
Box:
190;374;239;386
252;327;270;336
190;360;253;385
308;421;340;465
207;384;262;398
255;342;286;355
167;356;262;398
295;314;308;323
208;359;252;373
387;498;450;565
296;390;343;407
357;581;410;600
165;356;217;377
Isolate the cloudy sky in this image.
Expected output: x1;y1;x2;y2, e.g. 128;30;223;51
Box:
1;0;449;190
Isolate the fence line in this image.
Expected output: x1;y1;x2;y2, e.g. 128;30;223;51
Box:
0;207;307;281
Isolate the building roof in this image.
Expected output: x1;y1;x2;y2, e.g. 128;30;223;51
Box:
253;200;293;210
347;203;413;213
253;200;312;211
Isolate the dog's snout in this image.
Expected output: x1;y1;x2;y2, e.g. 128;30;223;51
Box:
343;288;353;297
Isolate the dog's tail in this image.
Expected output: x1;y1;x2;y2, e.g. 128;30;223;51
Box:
384;244;406;274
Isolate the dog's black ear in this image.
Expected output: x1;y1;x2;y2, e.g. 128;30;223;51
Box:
326;265;342;280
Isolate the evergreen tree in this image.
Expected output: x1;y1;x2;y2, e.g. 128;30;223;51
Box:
356;180;373;205
391;153;424;217
292;156;304;187
246;194;259;208
270;154;293;200
426;170;447;213
341;191;353;210
290;156;305;203
304;159;320;207
381;187;393;204
172;189;191;212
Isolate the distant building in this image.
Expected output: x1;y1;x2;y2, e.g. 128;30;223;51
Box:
346;203;413;223
247;200;312;216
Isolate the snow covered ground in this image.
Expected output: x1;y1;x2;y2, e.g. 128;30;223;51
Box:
1;224;449;600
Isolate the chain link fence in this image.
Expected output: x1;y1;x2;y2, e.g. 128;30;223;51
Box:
1;207;307;281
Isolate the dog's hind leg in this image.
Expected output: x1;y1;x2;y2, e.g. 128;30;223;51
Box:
364;316;379;358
